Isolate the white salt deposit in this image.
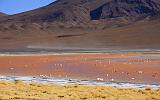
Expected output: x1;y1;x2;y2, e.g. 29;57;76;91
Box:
0;75;159;89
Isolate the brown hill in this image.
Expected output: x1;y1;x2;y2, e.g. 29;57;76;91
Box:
0;12;7;17
0;0;160;50
1;0;160;24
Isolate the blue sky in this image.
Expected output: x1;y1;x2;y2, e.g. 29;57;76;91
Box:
0;0;56;15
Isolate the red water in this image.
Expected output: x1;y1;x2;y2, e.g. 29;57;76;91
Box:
0;53;160;84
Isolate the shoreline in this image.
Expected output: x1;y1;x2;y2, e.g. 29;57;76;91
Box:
0;48;160;55
0;51;160;99
0;75;160;89
0;51;159;57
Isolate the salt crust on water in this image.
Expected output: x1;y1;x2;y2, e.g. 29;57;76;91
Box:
0;75;159;89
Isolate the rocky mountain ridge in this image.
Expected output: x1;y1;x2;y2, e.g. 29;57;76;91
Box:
0;0;160;50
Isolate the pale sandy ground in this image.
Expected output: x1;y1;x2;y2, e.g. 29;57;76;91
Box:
0;81;160;100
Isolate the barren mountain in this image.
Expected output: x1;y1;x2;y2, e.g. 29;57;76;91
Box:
1;0;160;24
0;12;7;17
0;0;160;50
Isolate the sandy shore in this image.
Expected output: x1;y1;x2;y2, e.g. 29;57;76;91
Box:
0;81;159;100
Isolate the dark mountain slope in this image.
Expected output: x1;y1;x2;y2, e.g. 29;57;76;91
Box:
90;0;160;20
0;0;160;24
0;0;160;50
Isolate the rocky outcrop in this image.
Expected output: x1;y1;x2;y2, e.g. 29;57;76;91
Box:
90;0;160;20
